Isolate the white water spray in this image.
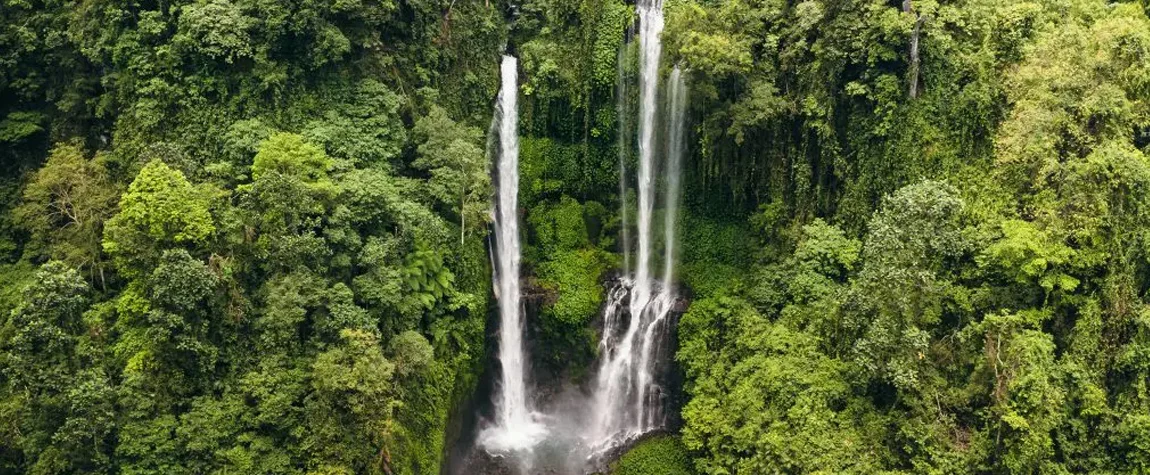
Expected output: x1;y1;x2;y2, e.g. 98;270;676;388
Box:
480;55;548;454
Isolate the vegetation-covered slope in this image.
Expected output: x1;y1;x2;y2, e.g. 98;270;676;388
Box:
2;0;1150;473
1;0;506;473
667;0;1150;473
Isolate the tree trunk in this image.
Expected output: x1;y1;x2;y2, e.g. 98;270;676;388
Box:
905;0;923;99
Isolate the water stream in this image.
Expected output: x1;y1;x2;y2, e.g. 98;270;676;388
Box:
584;0;681;456
617;34;632;276
479;55;548;455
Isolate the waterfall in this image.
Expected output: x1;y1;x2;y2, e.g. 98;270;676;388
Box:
493;54;528;437
661;66;686;291
617;35;632;275
584;0;687;456
635;65;686;430
480;55;548;454
467;8;687;470
632;0;663;322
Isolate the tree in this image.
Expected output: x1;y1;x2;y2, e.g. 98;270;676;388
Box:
677;295;886;474
0;262;115;474
968;311;1065;473
173;0;256;64
243;133;336;271
305;329;397;474
103;161;215;279
2;262;88;396
304;80;407;167
850;180;968;390
149;249;219;314
15;144;118;283
389;330;433;378
412;106;490;243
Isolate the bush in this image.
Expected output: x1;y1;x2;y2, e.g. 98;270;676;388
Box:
612;435;695;475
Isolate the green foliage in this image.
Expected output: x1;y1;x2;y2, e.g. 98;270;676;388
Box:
850;181;969;389
0;261;35;317
303;80;407;167
538;249;613;326
413;106;491;238
748;219;858;337
251;133;334;186
149;249;219;313
678;295;888;474
174;0;256;64
3;262;88;393
611;435;695;475
0;262;115;474
529;196;593;256
399;243;456;316
792;219;861;279
980;219;1079;292
306;329;397;473
0;111;45;144
969;311;1066;472
679;212;753;298
103;160;216;278
1;0;497;472
389;330;434;377
520;137;589;204
15;143;119;278
527;195;615;370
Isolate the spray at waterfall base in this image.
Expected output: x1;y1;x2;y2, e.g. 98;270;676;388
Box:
468;276;689;473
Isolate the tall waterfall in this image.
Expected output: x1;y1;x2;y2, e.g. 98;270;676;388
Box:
584;0;686;454
466;8;687;471
635;65;686;430
617;37;632;275
661;67;686;290
480;55;548;454
632;0;663;323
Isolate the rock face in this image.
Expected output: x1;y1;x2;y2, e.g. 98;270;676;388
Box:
449;447;518;475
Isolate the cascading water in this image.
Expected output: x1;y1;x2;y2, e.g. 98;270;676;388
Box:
583;0;686;456
661;67;686;292
631;0;663;324
634;65;686;430
479;55;548;455
617;36;632;275
462;10;686;472
585;0;663;444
